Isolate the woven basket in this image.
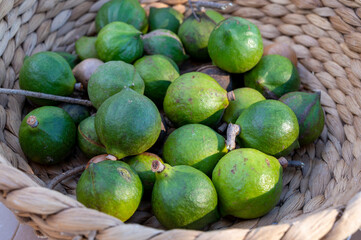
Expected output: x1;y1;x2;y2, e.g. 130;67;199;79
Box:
1;0;361;239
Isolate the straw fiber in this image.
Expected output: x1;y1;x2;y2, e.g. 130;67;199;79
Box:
0;0;361;239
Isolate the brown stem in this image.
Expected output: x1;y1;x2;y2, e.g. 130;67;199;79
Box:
217;122;228;133
47;165;86;189
188;1;232;22
225;123;241;150
151;160;165;173
0;88;92;106
191;1;233;10
227;91;236;101
287;160;305;168
278;157;305;169
26;116;38;128
188;0;200;21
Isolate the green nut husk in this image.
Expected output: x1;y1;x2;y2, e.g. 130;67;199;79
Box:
149;7;184;33
95;0;148;33
96;22;143;63
59;103;90;125
75;37;99;60
163;124;228;176
212;148;282;219
280;91;324;146
87;61;145;109
125;152;164;195
142;29;188;65
208;17;263;74
134;55;179;106
19;52;76;106
197;65;232;91
235;100;300;157
77;116;106;158
95;88;161;159
244;55;300;99
19;106;76;165
178;13;217;60
163;72;229;128
76;160;143;222
152;162;220;229
55;52;79;69
205;9;225;23
222;88;265;124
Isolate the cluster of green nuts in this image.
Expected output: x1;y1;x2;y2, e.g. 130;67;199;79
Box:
17;0;324;230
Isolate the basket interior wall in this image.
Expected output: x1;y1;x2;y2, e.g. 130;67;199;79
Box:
0;0;360;239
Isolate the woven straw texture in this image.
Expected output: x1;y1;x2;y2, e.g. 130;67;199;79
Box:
0;0;361;239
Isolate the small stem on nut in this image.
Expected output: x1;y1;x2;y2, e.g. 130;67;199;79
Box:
278;157;288;168
151;160;165;173
26;116;38;128
225;123;241;150
217;122;228;133
227;91;236;101
278;157;305;169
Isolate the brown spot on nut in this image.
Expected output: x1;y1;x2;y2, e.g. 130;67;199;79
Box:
231;164;237;174
265;158;270;167
117;167;131;182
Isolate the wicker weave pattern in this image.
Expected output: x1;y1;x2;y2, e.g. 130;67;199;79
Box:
0;0;361;239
